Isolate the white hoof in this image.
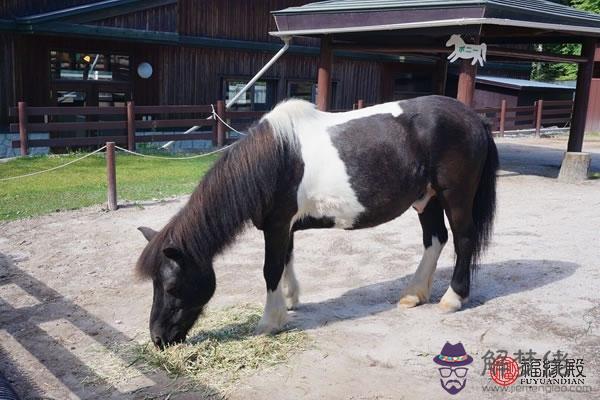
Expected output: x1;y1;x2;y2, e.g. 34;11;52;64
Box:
399;283;431;308
255;310;288;335
398;294;421;309
439;287;465;313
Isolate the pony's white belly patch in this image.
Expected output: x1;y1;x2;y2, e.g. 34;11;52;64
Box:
293;126;365;229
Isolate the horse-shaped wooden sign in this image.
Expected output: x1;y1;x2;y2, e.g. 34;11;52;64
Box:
446;35;487;67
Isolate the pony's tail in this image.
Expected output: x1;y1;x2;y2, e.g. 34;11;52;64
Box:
480;43;487;62
471;120;499;267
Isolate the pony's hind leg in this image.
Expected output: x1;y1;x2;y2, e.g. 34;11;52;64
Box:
256;222;292;335
399;198;448;308
438;188;476;312
282;233;300;310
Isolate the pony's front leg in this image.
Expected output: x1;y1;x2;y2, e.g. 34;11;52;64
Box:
256;223;291;335
282;233;300;310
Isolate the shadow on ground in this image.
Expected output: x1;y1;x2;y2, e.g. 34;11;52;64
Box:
0;252;218;400
290;259;578;331
496;142;600;178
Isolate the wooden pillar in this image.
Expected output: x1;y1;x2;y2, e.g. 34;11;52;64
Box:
435;58;449;96
535;99;544;137
568;39;596;152
456;60;477;107
317;36;333;111
499;99;507;137
17;101;28;156
216;100;225;147
106;142;118;211
126;101;136;151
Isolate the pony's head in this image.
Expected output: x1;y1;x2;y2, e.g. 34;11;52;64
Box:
446;34;462;47
136;226;216;349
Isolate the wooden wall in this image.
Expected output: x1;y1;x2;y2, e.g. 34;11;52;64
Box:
0;34;16;130
152;44;381;109
178;0;316;45
92;4;177;32
0;0;93;18
585;46;600;133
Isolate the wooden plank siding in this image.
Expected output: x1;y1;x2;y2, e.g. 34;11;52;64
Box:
153;45;382;110
0;33;16;130
91;4;177;32
0;0;92;18
177;0;318;46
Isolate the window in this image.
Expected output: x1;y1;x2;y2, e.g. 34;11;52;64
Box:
287;80;338;106
50;51;130;82
223;78;277;111
288;81;316;102
392;72;433;100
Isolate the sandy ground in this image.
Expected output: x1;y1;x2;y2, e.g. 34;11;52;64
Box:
1;136;599;400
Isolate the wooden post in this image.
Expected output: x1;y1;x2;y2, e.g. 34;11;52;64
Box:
357;99;365;109
106;142;118;211
499;99;507;137
126;101;136;151
216;100;225;147
456;60;477;107
435;58;448;96
317;36;333;111
568;39;596;152
535;99;544;137
17;101;28;156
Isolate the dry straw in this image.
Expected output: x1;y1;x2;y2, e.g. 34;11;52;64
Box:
130;304;309;396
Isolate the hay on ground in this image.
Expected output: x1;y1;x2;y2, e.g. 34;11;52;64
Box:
131;304;308;394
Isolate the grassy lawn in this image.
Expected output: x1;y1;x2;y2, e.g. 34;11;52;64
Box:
0;152;218;221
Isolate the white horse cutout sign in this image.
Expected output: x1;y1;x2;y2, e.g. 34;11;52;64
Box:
446;35;487;67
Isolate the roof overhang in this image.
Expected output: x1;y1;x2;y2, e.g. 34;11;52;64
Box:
271;17;600;38
271;1;600;41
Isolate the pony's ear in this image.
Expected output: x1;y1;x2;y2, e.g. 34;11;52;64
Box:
163;247;184;263
138;226;158;242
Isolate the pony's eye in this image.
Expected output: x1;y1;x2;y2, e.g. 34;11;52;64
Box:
164;284;177;294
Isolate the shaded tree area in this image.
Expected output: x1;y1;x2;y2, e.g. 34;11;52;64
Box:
531;0;599;81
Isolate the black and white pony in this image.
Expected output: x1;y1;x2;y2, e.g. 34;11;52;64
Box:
136;95;499;348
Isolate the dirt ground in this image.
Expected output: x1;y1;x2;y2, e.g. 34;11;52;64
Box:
1;136;599;399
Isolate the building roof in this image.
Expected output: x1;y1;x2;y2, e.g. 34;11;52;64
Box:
271;0;600;37
476;75;577;90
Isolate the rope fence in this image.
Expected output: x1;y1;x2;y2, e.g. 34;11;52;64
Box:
0;138;238;213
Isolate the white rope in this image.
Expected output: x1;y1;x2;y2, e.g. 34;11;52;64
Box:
114;144;232;159
0;145;107;181
210;104;248;136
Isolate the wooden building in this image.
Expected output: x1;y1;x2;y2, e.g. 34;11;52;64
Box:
0;0;428;132
0;0;552;134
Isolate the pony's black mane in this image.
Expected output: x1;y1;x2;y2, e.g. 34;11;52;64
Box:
136;120;285;278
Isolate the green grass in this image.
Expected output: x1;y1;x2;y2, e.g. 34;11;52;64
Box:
0;152;218;221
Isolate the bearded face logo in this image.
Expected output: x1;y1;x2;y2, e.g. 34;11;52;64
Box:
433;342;473;395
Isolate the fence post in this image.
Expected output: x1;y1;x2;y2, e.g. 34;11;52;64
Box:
106;142;118;211
127;101;136;151
216;100;225;147
535;99;544;137
357;99;365;109
17;101;28;156
499;99;506;137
